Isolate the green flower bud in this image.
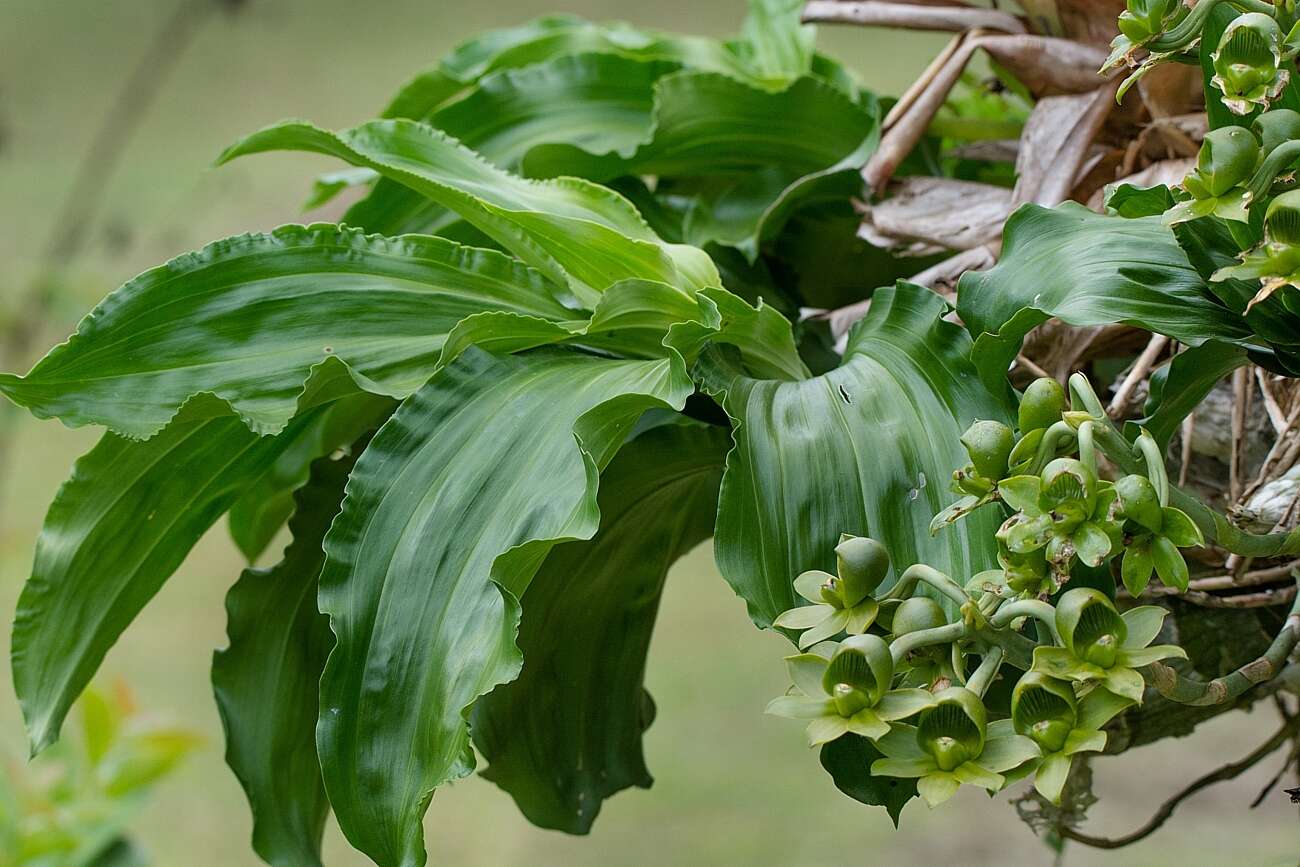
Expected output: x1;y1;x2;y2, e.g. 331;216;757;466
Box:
1011;672;1078;753
1117;0;1179;44
1266;190;1300;245
891;596;947;635
999;542;1050;594
834;535;890;605
1056;588;1128;670
917;687;987;772
1111;474;1164;533
1040;458;1098;521
1253;109;1300;157
998;512;1054;555
1212;14;1289;115
1185;127;1259;198
961;420;1015;481
823;634;893;710
1018;378;1067;434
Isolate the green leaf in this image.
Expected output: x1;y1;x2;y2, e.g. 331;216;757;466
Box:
315;347;692;866
0;226;568;439
212;451;357;867
348;53;680;236
735;0;814;83
11;393;370;754
219;120;717;306
1131;340;1248;447
700;283;1010;628
957;204;1259;393
820;734;918;825
472;422;726;834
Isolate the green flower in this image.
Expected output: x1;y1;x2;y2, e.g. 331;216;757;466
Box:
1105;0;1186;70
871;687;1040;807
932;420;1015;532
1213;190;1300;309
997;459;1120;580
1212;13;1291;116
1010;673;1133;804
766;635;936;745
774;535;889;648
1166;127;1257;224
1109;474;1204;595
1031;589;1186;702
889;596;957;688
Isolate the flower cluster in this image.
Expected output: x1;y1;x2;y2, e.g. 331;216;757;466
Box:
768;376;1201;809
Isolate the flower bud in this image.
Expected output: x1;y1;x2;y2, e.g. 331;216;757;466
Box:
822;634;893;710
917;687;987;772
1018;378;1066;434
1056;588;1128;670
1111;474;1164;533
1185;127;1259;198
1012;672;1078;753
997;512;1054;555
834;535;890;605
999;543;1049;594
1253;109;1300;157
1212;14;1289;115
1117;0;1180;44
961;420;1015;481
891;596;947;635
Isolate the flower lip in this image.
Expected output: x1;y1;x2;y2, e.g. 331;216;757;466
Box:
917;686;986;770
1266;191;1300;245
822;633;893;706
1012;672;1077;753
1056;587;1127;665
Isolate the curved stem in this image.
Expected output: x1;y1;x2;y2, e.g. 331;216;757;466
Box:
1148;0;1276;54
966;646;1005;697
891;622;967;664
1077;420;1098;479
1068;372;1106;420
990;599;1062;645
1030;421;1078;475
884;564;971;608
1246;139;1300;203
1135;429;1170;506
951;641;968;685
1147;577;1300;705
1060;712;1300;849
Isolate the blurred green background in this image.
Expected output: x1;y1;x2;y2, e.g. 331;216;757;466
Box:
0;1;1296;864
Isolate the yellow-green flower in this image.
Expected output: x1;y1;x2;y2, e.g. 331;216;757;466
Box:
774;535;888;648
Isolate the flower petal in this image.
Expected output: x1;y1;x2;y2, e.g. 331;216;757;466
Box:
954;762;1005;791
999;475;1043;514
1120;644;1187;667
844;599;880;634
875;723;927;760
916;772;962;807
1032;646;1102;682
979;733;1041;773
797;608;851;649
774;603;834;631
1063;729;1106;755
765;695;834;719
1120;605;1167;650
785;653;829;697
1102;666;1146;703
847;710;890;741
794;570;836;604
1077;686;1133;731
806;715;851;746
871;756;935;779
1033;753;1073;805
876;689;937;722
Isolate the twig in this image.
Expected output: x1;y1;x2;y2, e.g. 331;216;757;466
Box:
1257;368;1288;434
1179;411;1195;487
802;0;1026;32
1015;354;1052;380
1230;367;1252;503
1059;711;1300;849
1243;400;1300;502
883;32;966;130
1148;577;1300;705
1176;584;1296;609
1107;333;1169;417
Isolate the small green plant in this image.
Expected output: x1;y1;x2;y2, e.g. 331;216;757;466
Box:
1;684;198;866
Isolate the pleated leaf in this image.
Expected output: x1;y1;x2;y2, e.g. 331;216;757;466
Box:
0;226;569;439
699;282;1011;627
11;389;387;754
315;347;693;867
473;421;727;833
213;450;358;867
219;120;718;306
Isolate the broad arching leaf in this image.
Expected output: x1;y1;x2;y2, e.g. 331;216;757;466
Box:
699;282;1011;627
213;450;358;867
0;226;569;439
316;347;693;867
347;53;680;237
473;421;728;833
956;204;1260;392
11;389;388;754
219;120;718;306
